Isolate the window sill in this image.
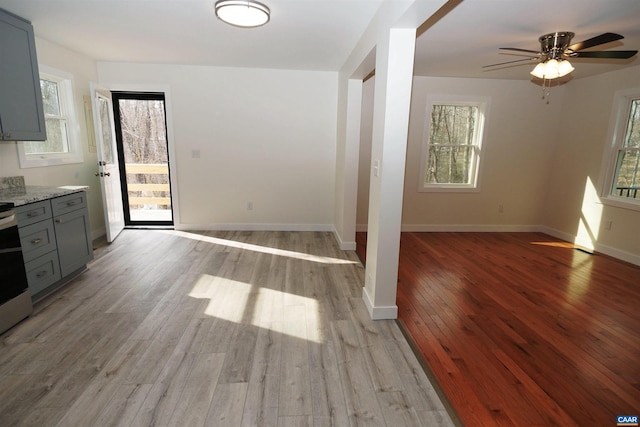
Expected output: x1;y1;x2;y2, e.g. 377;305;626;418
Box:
419;185;480;193
600;196;640;213
18;154;84;169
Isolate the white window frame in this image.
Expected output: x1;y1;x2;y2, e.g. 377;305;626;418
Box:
418;95;490;192
600;88;640;212
17;65;83;168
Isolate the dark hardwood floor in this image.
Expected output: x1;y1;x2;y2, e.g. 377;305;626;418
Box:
356;231;640;426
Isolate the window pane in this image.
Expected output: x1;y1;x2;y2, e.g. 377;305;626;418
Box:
426;104;478;185
427;145;473;184
622;99;640;149
40;79;61;116
611;149;640;199
23;119;69;154
430;105;477;147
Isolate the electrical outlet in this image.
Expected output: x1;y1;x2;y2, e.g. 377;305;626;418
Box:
247;201;253;211
192;149;200;158
498;204;504;213
605;220;612;230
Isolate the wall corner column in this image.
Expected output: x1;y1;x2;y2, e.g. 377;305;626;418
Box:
363;27;416;320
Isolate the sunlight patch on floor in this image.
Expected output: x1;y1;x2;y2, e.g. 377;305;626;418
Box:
164;230;356;265
530;241;576;249
188;274;323;343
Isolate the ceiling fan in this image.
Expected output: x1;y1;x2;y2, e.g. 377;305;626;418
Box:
484;32;638;79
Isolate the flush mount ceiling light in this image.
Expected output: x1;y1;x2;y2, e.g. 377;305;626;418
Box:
215;0;270;28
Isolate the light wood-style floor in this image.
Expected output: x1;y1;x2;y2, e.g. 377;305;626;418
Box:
0;230;454;427
358;231;640;426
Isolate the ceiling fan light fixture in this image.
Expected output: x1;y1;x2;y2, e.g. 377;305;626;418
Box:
558;59;575;77
546;59;562;78
530;58;574;79
215;0;270;28
530;62;547;79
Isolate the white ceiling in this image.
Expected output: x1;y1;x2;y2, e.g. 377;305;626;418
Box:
0;0;639;80
0;0;385;71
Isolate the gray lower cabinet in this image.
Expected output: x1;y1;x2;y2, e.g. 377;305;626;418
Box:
16;191;93;301
54;207;93;277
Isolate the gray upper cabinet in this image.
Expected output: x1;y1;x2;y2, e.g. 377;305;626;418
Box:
0;8;46;141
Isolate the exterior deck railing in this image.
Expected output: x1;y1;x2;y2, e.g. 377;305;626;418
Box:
124;163;171;207
615;186;640;199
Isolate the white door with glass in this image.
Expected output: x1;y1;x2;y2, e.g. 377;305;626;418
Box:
91;83;125;242
112;92;173;225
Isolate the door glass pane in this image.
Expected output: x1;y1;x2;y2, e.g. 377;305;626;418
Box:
118;98;172;222
98;96;114;164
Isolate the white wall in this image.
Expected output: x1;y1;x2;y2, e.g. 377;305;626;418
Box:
396;76;564;230
544;65;640;262
0;37;104;237
354;69;640;264
98;62;338;230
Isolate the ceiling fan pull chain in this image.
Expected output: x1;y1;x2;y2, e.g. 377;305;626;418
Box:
540;77;551;104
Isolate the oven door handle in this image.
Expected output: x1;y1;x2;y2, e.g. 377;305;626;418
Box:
0;213;18;230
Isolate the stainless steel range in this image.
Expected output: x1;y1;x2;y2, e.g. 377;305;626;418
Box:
0;202;33;335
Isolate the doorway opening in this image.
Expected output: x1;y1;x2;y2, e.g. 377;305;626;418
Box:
112;92;173;227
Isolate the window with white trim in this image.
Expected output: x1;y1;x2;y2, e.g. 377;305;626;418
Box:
17;66;83;168
602;89;640;211
419;96;489;192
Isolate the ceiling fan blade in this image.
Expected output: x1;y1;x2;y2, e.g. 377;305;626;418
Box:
499;47;540;54
572;50;638;59
482;57;538;68
568;32;624;52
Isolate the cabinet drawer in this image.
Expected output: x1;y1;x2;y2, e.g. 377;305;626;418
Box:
51;192;87;216
15;200;52;227
19;218;57;263
25;250;61;296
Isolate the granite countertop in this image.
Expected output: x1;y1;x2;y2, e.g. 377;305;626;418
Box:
0;176;89;206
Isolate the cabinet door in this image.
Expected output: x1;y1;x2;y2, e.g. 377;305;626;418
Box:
0;9;46;140
54;208;93;277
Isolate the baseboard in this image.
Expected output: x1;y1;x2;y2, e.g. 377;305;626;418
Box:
541;225;640;266
91;227;106;241
332;228;356;251
358;224;541;233
400;224;542;232
362;287;398;320
174;223;334;232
